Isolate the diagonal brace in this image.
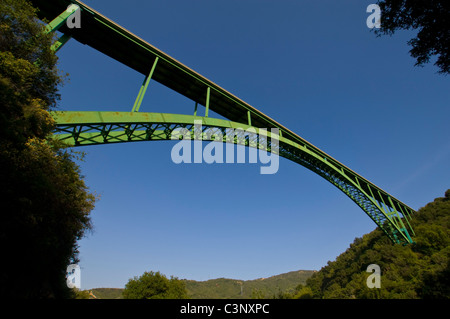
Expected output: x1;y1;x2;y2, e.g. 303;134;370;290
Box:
132;57;159;112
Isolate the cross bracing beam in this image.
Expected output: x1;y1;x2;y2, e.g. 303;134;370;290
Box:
30;0;417;244
52;111;415;245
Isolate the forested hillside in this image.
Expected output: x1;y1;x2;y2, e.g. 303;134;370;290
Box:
89;270;315;299
186;270;314;299
301;190;449;299
88;190;449;299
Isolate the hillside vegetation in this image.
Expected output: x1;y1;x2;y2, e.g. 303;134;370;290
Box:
88;190;449;299
302;189;450;299
186;270;315;299
89;270;315;299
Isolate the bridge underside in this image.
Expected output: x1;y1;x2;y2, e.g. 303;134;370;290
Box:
28;0;418;245
53;111;416;245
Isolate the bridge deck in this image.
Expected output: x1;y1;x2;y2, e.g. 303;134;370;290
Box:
30;0;416;243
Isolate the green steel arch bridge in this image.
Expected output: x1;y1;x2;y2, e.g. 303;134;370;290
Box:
32;0;416;245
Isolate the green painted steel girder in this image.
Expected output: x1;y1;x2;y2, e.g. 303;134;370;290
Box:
51;111;416;245
132;57;159;112
34;0;417;246
44;4;79;34
51;33;72;52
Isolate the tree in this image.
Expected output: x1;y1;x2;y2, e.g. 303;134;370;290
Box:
73;289;91;299
251;288;267;299
302;189;450;299
123;271;188;299
374;0;449;74
292;284;313;299
0;0;96;298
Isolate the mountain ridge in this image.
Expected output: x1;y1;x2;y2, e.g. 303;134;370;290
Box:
88;269;316;299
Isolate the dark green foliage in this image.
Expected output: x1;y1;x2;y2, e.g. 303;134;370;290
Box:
0;0;62;146
304;190;450;299
123;271;188;299
87;270;315;299
375;0;450;74
0;0;95;298
186;270;314;299
89;288;124;299
73;288;90;299
85;191;449;300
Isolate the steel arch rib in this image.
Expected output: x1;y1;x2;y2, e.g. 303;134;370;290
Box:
33;0;416;246
52;111;415;245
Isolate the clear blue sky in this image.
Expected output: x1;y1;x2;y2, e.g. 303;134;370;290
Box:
55;0;450;290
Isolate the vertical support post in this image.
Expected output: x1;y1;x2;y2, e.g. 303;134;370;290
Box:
377;190;397;230
205;86;211;117
132;57;159;112
388;196;410;237
398;203;412;221
51;33;72;52
194;102;198;116
367;184;381;223
377;190;389;213
247;111;252;126
367;184;376;200
355;176;361;188
403;207;416;237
